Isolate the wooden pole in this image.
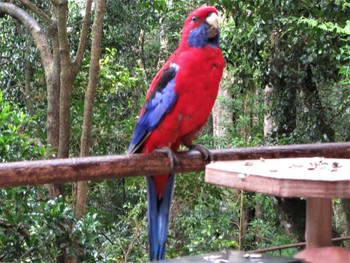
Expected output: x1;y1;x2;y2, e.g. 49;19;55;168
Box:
239;190;244;250
306;198;333;248
0;142;350;187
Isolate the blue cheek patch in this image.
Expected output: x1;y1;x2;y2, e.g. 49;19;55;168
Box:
188;23;220;48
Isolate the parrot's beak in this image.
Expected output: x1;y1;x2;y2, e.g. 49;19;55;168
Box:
206;12;219;38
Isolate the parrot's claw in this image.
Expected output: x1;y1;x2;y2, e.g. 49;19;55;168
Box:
155;147;179;173
188;144;214;162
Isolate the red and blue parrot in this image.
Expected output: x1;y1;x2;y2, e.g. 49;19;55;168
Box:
127;6;224;261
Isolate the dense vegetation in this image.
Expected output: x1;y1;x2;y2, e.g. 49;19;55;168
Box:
0;0;350;262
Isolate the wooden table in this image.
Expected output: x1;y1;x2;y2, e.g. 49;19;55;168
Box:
205;157;350;249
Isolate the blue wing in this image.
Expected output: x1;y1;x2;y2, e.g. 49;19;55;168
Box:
127;63;179;154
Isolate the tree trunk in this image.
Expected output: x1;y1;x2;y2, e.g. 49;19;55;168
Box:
340;200;350;245
254;201;264;244
300;65;335;142
0;2;63;198
0;3;53;82
275;197;306;242
1;1;99;261
46;4;62;198
74;0;106;219
52;0;92;160
276;84;297;137
137;29;148;82
54;0;73;159
24;35;33;114
263;85;274;137
213;70;233;138
157;16;169;69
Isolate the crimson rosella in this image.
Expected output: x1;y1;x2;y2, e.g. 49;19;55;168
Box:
127;6;225;261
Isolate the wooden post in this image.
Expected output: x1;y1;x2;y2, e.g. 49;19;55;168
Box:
305;198;332;248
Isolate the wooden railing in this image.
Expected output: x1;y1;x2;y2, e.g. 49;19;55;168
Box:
1;142;350;187
250;236;350;254
1;142;350;256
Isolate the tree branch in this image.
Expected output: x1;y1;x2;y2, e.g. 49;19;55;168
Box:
50;0;67;6
52;0;73;159
0;3;53;70
0;218;30;241
75;0;106;219
52;0;70;70
19;0;50;24
72;0;93;75
80;0;105;158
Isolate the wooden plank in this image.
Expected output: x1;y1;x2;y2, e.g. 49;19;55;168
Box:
0;142;350;187
205;158;350;198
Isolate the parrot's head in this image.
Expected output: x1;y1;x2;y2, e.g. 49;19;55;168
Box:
180;6;220;49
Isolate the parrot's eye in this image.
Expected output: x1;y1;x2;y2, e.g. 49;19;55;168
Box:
191;16;200;22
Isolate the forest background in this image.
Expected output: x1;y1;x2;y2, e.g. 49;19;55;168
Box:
0;0;350;262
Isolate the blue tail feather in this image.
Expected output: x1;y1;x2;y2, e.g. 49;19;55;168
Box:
147;173;175;261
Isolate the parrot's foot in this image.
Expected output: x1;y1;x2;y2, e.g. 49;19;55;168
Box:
155;147;179;173
188;144;214;162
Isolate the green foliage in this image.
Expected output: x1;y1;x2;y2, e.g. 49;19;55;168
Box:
0;91;49;162
0;190;103;261
0;12;46;107
70;47;146;156
168;172;240;257
218;0;350;144
243;194;298;256
339;45;350;84
110;200;148;262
